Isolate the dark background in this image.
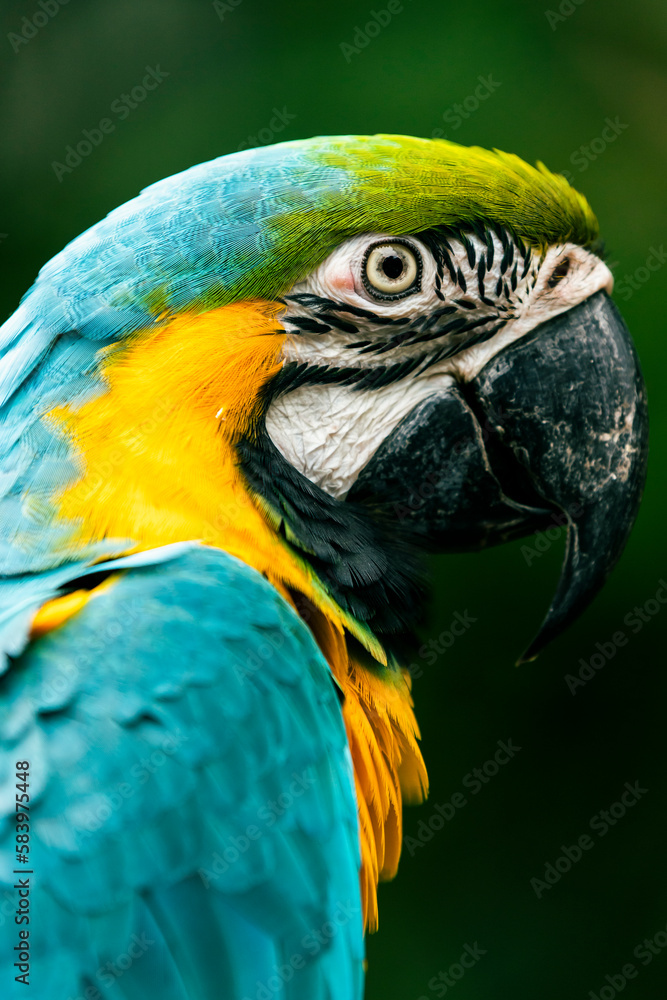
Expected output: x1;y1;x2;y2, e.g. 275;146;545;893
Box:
1;1;665;997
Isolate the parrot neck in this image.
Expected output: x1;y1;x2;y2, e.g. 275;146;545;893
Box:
49;299;386;661
45;298;429;932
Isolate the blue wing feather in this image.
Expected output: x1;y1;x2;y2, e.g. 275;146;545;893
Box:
0;141;352;575
0;545;364;999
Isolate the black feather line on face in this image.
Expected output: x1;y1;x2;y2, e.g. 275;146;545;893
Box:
283;224;535;344
276;226;552;434
495;223;510;253
284;293;403;326
441;249;457;283
317;313;359;334
521;248;532;279
456;268;468;293
286;316;332;334
484;229;495;269
460;231;476;269
271;306;506;396
279;225;532;372
500;241;513;274
244;222;547;658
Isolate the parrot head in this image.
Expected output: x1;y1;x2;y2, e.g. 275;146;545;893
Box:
0;134;648;667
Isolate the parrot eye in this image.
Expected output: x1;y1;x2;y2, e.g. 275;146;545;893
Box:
363;241;421;299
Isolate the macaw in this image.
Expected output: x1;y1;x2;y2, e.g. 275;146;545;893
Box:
0;135;647;1000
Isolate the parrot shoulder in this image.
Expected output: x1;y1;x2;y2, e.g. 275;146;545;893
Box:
0;543;364;1000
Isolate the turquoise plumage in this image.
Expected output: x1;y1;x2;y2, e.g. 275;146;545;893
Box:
0;133;645;1000
0;134;594;583
1;545;364;999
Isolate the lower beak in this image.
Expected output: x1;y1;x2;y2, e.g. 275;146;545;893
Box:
348;291;649;661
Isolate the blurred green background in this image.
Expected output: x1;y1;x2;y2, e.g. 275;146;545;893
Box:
0;1;665;997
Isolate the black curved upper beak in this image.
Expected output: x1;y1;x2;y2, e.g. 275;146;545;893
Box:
348;291;648;662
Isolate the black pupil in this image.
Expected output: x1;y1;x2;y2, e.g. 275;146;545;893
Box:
382;254;405;280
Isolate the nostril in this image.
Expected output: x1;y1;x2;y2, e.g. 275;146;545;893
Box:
547;258;571;288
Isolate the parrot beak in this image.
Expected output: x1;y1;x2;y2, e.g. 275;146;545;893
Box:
347;291;648;661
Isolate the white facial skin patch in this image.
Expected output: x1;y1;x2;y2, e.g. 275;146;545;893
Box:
266;230;613;499
265;373;456;499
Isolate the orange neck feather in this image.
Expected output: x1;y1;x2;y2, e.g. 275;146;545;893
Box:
46;299;428;930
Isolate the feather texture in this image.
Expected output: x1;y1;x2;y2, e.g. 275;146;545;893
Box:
0;134;597;579
0;135;599;991
0;544;364;999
